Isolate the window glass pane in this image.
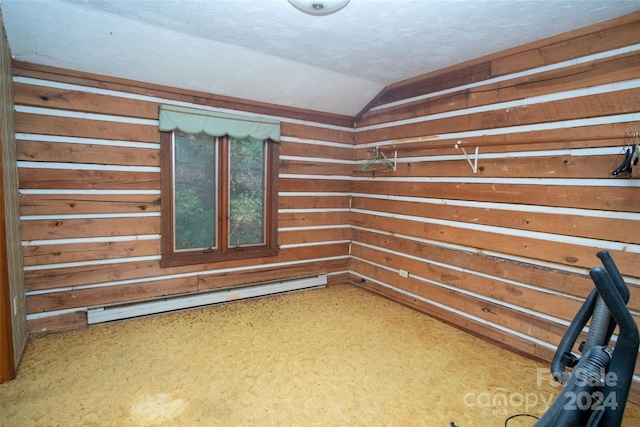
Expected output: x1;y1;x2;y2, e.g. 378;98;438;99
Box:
229;136;266;247
173;131;217;251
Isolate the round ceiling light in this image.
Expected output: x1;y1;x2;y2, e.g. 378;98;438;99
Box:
287;0;350;16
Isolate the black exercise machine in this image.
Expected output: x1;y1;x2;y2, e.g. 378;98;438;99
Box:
534;251;639;426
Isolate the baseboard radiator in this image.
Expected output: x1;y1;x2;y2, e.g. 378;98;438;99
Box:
87;274;327;325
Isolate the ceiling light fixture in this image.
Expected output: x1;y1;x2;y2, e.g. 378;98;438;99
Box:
287;0;350;16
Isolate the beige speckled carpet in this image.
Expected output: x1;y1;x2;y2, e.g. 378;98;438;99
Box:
1;284;639;426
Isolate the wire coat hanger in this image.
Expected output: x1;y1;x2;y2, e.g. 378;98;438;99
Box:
360;146;397;172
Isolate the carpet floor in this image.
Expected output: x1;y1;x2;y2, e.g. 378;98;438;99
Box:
1;284;638;426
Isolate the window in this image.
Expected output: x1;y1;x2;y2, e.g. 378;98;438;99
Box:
159;106;280;267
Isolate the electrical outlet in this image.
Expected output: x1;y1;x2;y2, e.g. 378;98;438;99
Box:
398;269;409;278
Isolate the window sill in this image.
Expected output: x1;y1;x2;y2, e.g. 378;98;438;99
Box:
160;247;279;268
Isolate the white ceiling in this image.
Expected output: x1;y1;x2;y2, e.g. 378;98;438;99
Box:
2;0;640;116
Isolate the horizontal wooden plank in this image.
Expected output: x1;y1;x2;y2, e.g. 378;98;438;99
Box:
23;238;160;266
27;259;349;333
28;311;87;334
352;243;583;322
18;168;159;190
630;383;640;408
480;51;640;115
197;258;348;291
24;244;350;292
358;12;640;121
280;140;354;161
14;82;160;119
279;195;350;210
15;112;160;143
468;138;625;157
359;52;640;126
20;194;350;215
368;123;636;152
279;160;353;176
357;88;640;143
278;211;350;229
376;61;492;106
27;259;348;314
351;196;640;245
357;154;632;179
351;181;640;213
19;193;161;216
27;276;199;314
282;122;354;145
17;140;160;167
491;19;640;76
352;228;597;302
352;259;569;347
279;178;352;193
327;272;349;286
21;217;161;241
362;139;625;162
354;279;539;357
278;227;351;245
351;212;640;278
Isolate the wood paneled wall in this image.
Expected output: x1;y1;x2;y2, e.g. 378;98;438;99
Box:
12;62;353;334
7;9;640;405
0;11;27;379
351;13;640;401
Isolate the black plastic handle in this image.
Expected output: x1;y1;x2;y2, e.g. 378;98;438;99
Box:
597;250;629;303
612;148;632;176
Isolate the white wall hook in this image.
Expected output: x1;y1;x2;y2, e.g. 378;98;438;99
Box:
455;140;479;173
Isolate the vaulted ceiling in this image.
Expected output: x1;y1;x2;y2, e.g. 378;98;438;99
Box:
3;0;639;116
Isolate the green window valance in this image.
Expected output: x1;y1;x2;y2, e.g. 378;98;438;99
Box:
159;105;281;142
